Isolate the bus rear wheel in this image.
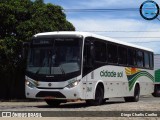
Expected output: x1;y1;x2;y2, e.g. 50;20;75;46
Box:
124;84;140;102
45;99;62;107
86;85;104;106
152;84;160;97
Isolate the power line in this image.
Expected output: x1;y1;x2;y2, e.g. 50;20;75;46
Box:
80;31;160;38
129;41;160;43
111;37;160;38
63;8;138;12
63;8;157;12
82;31;160;33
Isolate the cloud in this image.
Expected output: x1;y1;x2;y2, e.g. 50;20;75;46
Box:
47;0;160;9
69;18;160;53
45;0;160;53
45;0;139;9
76;0;140;8
69;18;160;39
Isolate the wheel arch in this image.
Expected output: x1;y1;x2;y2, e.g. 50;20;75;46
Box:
134;82;140;89
132;81;140;90
93;80;105;99
133;82;140;95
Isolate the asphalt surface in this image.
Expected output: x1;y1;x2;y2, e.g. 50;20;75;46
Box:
0;95;159;111
0;96;160;120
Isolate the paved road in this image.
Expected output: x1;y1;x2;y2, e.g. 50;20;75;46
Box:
0;96;160;120
0;95;159;111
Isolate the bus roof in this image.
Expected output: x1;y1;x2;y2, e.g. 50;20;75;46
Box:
34;31;153;52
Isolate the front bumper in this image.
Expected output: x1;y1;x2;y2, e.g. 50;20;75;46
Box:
25;82;84;100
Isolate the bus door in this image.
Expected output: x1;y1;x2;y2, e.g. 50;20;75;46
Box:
83;38;94;99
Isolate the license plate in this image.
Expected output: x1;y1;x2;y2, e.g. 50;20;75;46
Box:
44;96;56;99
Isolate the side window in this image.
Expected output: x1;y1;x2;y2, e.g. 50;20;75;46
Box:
83;40;94;68
83;39;95;77
108;44;117;64
94;41;107;62
128;49;136;66
118;46;127;65
144;52;149;68
149;53;153;69
137;51;144;68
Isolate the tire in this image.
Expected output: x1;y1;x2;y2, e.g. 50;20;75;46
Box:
124;84;140;102
45;99;61;107
152;84;160;97
86;85;104;106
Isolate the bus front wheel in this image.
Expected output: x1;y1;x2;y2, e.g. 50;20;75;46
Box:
124;84;140;102
86;85;104;106
45;99;61;107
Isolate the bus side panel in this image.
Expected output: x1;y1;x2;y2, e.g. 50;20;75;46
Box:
84;66;154;99
84;66;132;99
136;69;154;95
154;54;160;83
155;69;160;83
84;73;97;99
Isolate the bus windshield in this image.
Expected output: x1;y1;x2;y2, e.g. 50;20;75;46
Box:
27;37;82;75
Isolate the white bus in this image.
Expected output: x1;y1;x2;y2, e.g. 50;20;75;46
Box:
25;31;154;106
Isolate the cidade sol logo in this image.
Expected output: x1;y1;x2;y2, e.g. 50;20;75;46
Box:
100;70;123;78
140;0;159;20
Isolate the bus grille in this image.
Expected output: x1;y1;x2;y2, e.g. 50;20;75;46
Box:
36;91;66;98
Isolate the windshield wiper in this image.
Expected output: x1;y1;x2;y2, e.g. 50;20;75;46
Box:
35;65;44;74
59;65;65;75
36;58;49;74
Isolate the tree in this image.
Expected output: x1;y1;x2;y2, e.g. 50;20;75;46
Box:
0;0;75;99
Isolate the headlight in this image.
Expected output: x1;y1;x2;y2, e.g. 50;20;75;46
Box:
25;79;39;88
66;80;80;88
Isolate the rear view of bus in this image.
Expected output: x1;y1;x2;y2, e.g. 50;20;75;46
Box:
25;32;84;106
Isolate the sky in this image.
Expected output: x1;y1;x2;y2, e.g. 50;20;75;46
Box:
44;0;160;54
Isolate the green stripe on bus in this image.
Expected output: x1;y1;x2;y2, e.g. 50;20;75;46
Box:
127;71;154;91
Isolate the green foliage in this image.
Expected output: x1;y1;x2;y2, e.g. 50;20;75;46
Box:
0;0;75;99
